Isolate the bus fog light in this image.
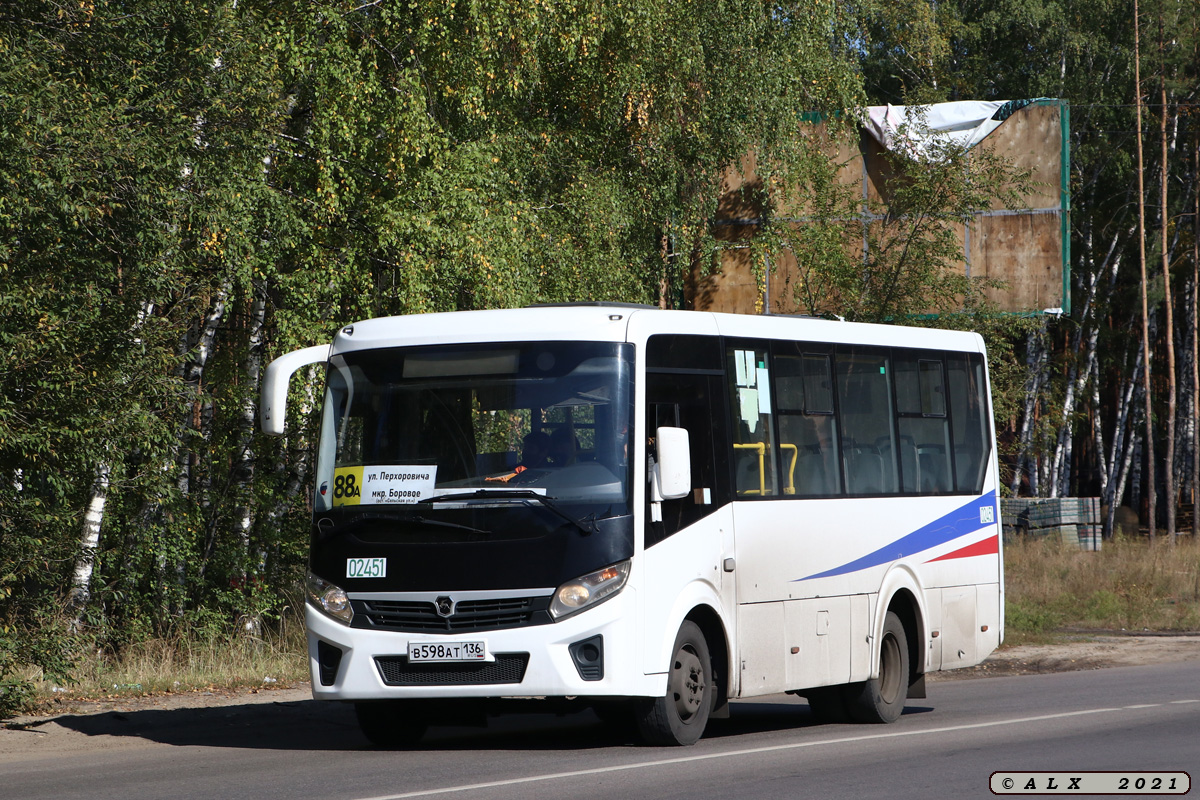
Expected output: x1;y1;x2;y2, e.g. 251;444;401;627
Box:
550;560;630;620
306;571;353;624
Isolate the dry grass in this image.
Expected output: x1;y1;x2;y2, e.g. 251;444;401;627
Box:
32;615;309;707
1004;533;1200;644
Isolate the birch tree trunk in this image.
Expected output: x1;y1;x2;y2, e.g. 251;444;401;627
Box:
1085;224;1129;533
1090;356;1108;495
1049;359;1076;499
127;284;229;622
1050;247;1108;497
235;284;268;578
69;461;111;627
1011;325;1050;496
1102;337;1144;537
1177;274;1195;519
71;300;156;618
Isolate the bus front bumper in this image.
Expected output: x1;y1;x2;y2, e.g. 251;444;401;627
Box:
304;590;663;701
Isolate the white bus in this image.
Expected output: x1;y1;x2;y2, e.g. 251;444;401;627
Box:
261;304;1003;746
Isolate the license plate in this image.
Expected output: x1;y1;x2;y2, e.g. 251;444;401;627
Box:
408;641;489;662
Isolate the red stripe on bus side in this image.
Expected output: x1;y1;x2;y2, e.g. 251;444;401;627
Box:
924;534;999;563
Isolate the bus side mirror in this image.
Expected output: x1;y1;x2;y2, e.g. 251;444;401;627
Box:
651;426;692;501
260;344;330;436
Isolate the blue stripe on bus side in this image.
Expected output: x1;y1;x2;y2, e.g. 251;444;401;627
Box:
794;490;997;581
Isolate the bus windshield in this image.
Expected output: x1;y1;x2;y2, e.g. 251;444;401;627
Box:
314;341;634;525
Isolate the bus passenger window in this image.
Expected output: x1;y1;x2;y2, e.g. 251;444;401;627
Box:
835;350;899;495
948;353;991;493
895;356;952;494
726;345;777;497
774;351;841;497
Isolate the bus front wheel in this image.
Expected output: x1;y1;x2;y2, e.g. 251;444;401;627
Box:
845;610;909;724
354;700;428;747
635;620;712;745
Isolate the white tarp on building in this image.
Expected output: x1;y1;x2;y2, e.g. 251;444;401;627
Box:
863;101;1011;159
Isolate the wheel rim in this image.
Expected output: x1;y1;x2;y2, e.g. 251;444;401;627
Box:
878;631;903;704
670;645;706;723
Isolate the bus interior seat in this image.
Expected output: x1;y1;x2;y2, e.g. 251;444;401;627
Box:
898;437;920;492
796;451;833;495
918;446;950;492
735;451;761;495
843;444;884;494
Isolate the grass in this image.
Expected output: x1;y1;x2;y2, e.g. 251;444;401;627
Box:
23;615;309;714
1004;533;1200;645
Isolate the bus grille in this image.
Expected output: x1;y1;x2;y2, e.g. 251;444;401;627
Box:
351;596;550;633
374;654;530;686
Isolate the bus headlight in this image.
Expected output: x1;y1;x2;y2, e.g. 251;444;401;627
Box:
306;571;353;625
549;560;630;620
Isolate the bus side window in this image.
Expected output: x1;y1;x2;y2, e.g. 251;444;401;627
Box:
834;349;899;495
894;355;953;494
773;350;841;497
645;372;725;545
948;353;991;493
726;344;778;497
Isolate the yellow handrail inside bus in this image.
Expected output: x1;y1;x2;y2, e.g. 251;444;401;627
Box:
733;442;799;496
780;443;797;495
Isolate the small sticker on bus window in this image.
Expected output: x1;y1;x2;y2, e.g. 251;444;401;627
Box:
756;367;771;413
735;350;751;387
738;388;760;433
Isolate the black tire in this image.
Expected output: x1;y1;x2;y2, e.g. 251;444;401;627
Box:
635;620;712;746
354;700;429;747
845;610;909;724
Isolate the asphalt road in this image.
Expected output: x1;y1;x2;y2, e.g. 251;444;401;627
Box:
7;662;1199;800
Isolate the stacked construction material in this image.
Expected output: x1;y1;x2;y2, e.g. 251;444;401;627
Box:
1000;497;1031;544
1000;497;1102;550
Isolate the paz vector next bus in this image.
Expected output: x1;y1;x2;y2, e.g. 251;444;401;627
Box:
260;304;1003;746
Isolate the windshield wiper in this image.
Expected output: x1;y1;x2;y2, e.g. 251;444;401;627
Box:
417;489;597;535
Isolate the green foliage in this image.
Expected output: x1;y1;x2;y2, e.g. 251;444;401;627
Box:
0;0;873;715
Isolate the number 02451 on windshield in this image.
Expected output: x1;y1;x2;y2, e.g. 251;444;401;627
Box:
346;557;386;579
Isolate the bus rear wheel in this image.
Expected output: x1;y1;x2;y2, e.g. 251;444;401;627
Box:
635;621;712;746
845;610;909;724
354;700;429;747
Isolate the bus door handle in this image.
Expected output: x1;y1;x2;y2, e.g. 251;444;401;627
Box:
723;558;736;573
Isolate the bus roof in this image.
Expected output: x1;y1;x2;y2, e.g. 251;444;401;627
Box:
329;305;985;355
